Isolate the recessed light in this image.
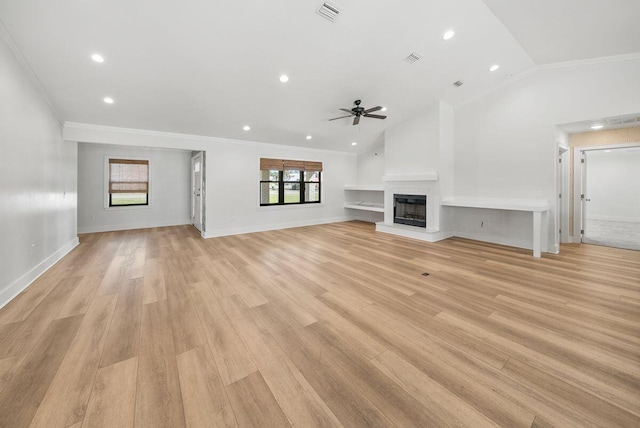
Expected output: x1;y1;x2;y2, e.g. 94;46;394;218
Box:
243;125;251;131
590;124;604;130
279;75;289;83
306;135;312;140
604;149;611;153
91;54;104;63
442;30;455;40
103;97;114;104
489;64;500;72
351;142;357;146
381;107;387;112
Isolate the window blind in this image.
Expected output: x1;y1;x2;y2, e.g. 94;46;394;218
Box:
109;159;149;193
260;158;323;171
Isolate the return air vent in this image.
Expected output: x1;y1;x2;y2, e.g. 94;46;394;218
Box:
403;52;422;64
317;2;341;22
452;80;464;87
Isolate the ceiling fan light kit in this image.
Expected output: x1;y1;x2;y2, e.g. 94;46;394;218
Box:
329;99;387;125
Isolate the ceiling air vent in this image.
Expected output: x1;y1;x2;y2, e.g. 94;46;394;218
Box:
452;80;464;87
317;2;341;22
403;52;422;64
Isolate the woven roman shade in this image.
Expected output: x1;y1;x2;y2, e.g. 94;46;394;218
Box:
260;158;285;171
109;159;149;193
303;161;323;171
260;158;323;171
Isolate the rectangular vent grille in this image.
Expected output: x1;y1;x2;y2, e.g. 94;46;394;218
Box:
452;80;464;87
403;52;422;64
317;2;341;22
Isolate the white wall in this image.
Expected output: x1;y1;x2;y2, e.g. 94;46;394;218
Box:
77;143;192;233
0;36;78;308
586;148;640;222
64;123;356;238
356;140;385;185
453;58;640;252
385;103;440;175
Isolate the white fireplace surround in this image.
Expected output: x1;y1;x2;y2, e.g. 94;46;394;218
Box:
376;172;451;242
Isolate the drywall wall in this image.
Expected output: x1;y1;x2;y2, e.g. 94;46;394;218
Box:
0;36;78;308
453;58;640;252
585;148;640;222
77;143;192;233
205;140;355;236
64;123;356;237
385;103;440;175
356;141;385;185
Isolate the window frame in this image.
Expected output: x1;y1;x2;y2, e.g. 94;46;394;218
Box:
259;159;322;207
104;155;152;209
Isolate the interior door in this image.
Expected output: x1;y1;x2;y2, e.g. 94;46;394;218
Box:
580;151;588;243
191;153;203;232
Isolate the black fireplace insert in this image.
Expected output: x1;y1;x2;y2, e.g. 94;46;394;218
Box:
394;194;426;228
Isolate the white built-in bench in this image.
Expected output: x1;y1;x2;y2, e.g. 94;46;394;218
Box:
441;198;550;258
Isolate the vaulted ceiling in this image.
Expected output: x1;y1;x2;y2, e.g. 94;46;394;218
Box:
1;0;638;152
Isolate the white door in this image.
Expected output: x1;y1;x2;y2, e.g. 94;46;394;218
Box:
580;151;588;243
191;153;203;232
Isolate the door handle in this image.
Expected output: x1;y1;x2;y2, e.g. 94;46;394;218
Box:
586;198;591;201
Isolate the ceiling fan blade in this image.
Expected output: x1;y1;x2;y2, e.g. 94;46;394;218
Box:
363;114;387;119
364;106;382;113
329;115;353;121
339;108;354;115
353;115;360;126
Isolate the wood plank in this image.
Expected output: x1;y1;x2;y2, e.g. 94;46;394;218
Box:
82;357;138;428
225;371;291;428
30;295;118;427
176;345;238;428
99;278;143;368
142;258;166;304
189;281;257;386
0;315;83;428
165;273;206;355
135;300;186;428
371;350;499;427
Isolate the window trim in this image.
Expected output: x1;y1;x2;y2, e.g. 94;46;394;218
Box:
258;158;322;207
104;155;152;210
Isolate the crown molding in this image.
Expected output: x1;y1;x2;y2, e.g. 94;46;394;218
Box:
537;52;640;71
63;122;355;156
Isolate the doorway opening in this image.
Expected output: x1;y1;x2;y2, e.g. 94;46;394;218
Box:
191;152;204;233
575;145;640;251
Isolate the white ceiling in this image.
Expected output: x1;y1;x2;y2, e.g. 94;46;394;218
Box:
0;0;638;152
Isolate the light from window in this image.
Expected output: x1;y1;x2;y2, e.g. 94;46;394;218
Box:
108;158;149;207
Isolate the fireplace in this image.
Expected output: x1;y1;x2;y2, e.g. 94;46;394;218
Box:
394;194;426;228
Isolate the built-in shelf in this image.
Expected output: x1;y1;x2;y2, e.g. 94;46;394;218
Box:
344;203;385;213
441;197;549;212
344;185;385;218
344;184;384;191
440;197;549;257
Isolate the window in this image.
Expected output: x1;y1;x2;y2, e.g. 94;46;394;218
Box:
260;158;322;206
108;158;149;207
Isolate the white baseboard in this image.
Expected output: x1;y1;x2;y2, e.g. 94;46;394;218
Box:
77;219;191;234
203;216;349;238
0;237;79;310
452;230;535;251
586;215;640;223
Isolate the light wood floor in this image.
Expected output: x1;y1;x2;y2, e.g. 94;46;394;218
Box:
0;222;639;428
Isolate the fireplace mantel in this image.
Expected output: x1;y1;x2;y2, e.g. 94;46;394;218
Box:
382;172;438;182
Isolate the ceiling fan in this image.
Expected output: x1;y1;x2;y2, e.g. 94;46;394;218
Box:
329;99;386;125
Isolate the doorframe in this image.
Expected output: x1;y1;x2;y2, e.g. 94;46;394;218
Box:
573;142;640;243
191;152;203;233
557;145;569;246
